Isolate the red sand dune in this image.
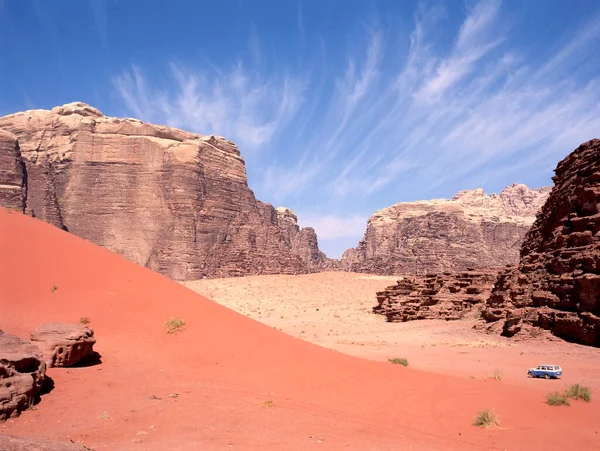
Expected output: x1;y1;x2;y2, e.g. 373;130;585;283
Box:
1;209;599;450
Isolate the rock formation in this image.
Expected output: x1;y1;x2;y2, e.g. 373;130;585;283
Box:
0;130;26;211
30;323;96;367
342;184;550;275
0;103;327;280
483;139;600;346
374;271;497;322
0;435;93;450
0;331;46;421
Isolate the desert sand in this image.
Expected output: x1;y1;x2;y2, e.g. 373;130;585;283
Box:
184;273;600;392
1;209;600;450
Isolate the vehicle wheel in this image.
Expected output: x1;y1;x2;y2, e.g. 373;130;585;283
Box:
527;372;533;378
544;374;551;379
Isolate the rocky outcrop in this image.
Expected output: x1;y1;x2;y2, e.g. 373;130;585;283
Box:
0;103;326;280
374;271;497;322
30;323;96;367
276;207;328;270
342;184;550;275
0;130;26;211
0;331;46;421
483;139;600;346
0;435;93;450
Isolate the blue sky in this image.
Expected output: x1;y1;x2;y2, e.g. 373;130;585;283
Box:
1;0;600;257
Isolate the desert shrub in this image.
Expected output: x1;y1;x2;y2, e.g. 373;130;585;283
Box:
80;317;90;325
473;409;500;428
164;317;185;334
490;369;503;381
565;384;591;402
262;400;274;408
51;285;58;293
546;391;570;406
388;358;409;366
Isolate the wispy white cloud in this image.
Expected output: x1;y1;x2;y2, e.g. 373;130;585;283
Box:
112;0;600;257
113;62;306;149
297;213;368;240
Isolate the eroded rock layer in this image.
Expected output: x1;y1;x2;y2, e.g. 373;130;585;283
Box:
30;323;96;368
342;184;550;275
0;103;326;280
0;434;93;450
0;331;46;421
374;271;497;322
0;130;25;211
483;139;600;346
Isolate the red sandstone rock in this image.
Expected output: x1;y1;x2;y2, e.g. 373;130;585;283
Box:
374;271;497;322
342;184;550;275
0;103;326;280
0;435;93;450
483;139;600;346
30;323;96;367
0;331;46;421
0;130;25;212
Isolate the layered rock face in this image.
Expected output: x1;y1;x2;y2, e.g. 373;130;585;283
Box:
374;271;496;322
0;435;93;451
0;331;46;421
30;323;96;367
342;184;550;275
0;130;26;211
483;139;600;346
0;103;325;280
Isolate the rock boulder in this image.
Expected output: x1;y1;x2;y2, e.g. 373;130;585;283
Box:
0;331;46;421
30;323;96;367
0;435;93;450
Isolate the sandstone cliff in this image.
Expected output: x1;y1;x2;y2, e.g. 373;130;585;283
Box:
483;139;600;346
342;184;550;275
0;102;326;280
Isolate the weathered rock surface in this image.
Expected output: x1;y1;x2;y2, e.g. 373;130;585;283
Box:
342;184;550;275
0;331;46;421
0;103;326;280
483;139;600;346
30;323;96;367
374;271;497;322
0;130;26;211
0;435;93;450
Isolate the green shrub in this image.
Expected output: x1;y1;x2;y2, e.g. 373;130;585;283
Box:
164;317;185;334
473;409;500;428
546;391;570;406
388;358;409;366
565;384;591;402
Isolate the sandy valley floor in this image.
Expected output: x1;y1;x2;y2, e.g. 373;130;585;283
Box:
3;210;600;450
184;272;600;391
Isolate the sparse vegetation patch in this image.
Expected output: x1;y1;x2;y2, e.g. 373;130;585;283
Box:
51;285;58;293
473;409;500;428
388;358;409;366
565;384;592;402
80;317;90;325
164;317;185;334
546;391;570;406
489;369;503;381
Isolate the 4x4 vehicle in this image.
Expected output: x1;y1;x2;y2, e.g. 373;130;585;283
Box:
527;365;562;379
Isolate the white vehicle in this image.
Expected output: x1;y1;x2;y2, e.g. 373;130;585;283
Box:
527;364;562;379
